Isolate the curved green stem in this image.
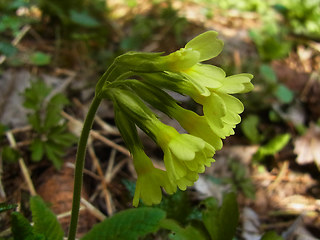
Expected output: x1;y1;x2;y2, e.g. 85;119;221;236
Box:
67;95;102;240
95;62;116;93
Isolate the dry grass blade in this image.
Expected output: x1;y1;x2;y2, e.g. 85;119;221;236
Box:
5;131;36;196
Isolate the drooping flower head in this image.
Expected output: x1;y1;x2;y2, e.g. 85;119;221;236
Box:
145;120;216;190
131;146;176;207
113;102;175;206
102;30;254;206
137;31;254;140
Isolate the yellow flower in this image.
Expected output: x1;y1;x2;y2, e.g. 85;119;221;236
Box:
170;106;223;150
132;147;176;207
149;120;215;190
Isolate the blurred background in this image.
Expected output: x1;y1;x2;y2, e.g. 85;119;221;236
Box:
0;0;320;239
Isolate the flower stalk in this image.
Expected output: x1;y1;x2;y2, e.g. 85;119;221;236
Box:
67;95;102;240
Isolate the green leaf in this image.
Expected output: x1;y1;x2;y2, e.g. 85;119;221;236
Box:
241;114;263;143
23;80;51;111
261;231;284;240
1;146;20;163
27;114;42;132
44;94;69;130
157;190;192;225
70;10;100;27
11;212;45;240
275;84;294;104
0;42;18;57
44;142;64;169
259;64;277;84
0;202;17;213
253;133;291;161
0;123;7;136
159;219;207;240
29;52;51;66
202;193;239;240
82;207;166;240
49;130;76;147
30;196;64;240
30;139;45;162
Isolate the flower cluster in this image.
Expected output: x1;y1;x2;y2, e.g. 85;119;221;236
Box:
99;31;253;206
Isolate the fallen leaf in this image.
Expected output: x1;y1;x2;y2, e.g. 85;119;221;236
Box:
294;123;320;166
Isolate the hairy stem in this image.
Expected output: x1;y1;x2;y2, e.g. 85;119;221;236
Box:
67;95;102;240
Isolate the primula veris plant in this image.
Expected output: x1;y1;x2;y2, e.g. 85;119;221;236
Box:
68;30;253;239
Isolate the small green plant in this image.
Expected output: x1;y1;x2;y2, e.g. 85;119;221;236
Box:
253;133;291;162
4;193;283;239
225;159;256;199
0;0;36;60
22;79;76;169
274;0;320;38
249;21;292;61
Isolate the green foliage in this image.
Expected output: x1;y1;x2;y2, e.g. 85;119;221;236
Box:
202;193;239;240
0;202;17;213
82;207;166;240
241;114;264;143
29;52;51;66
1;146;20;163
253;133;291;162
160;219;207;240
0;0;35;61
69;10;100;28
120;4;187;50
10;196;63;240
36;0;85;24
261;231;284;240
275;84;294;104
255;64;294;107
259;64;277;84
0;42;17;57
275;0;320;38
225;160;256;199
30;196;64;240
158;190;193;225
249;24;291;61
23;79;76;169
11;212;45;240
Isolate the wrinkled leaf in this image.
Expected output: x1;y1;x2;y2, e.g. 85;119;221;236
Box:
23;80;51;111
30;139;45;162
11;212;45;240
159;219;207;240
44;142;64;169
82;207;166;240
202;193;239;240
30;196;64;240
44;94;69;130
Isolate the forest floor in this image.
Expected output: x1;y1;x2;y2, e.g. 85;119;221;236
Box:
1;1;320;239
